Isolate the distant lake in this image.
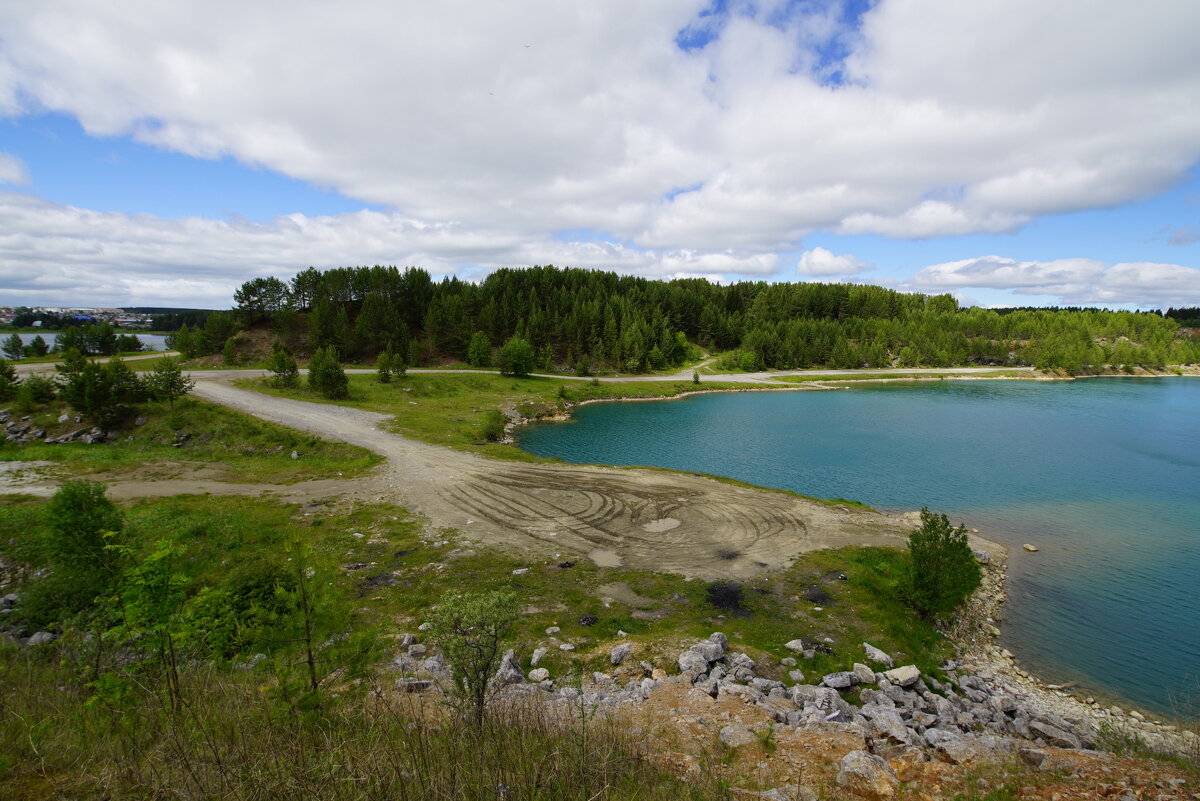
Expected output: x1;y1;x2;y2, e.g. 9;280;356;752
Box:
520;379;1200;717
11;332;169;351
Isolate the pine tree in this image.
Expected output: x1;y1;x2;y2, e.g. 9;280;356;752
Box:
308;346;349;399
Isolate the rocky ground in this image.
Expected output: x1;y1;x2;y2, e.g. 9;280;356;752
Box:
385;614;1198;800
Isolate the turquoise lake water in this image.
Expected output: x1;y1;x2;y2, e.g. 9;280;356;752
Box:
519;378;1200;717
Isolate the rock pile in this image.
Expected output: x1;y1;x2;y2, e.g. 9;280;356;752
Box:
0;409;109;444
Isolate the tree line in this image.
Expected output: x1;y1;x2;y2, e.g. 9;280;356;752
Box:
226;265;1200;373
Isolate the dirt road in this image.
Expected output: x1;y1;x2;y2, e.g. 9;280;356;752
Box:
188;378;913;577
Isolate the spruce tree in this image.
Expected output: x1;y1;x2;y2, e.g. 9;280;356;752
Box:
308;346;349;399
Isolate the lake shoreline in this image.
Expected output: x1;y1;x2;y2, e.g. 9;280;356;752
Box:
515;370;1200;741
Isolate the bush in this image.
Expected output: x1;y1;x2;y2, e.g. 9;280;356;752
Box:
44;481;126;577
307;346;348;399
481;409;506;442
266;341;299;388
900;508;982;620
56;352;146;425
20;374;57;403
0;358;17;400
467;331;491;367
496;336;535;377
426;589;519;728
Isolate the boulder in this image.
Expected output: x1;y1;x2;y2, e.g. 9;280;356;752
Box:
708;632;729;649
423;653;449;675
882;665;921;688
531;647;548;665
1027;719;1081;750
862;642;895;668
836;750;898;800
793;685;856;723
751;677;784;693
27;631;57;647
691;639;725;663
720;683;763;704
527;668;550;682
784;638;807;653
757;695;798;723
610;643;633;666
861;706;911;744
853;663;876;685
678;650;709;676
923;728;988;765
494;649;524;685
822;671;859;690
395;678;434;692
718;725;758;749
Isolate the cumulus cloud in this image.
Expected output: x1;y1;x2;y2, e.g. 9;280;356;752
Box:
796;247;870;276
0;153;29;186
0;0;1197;255
908;255;1200;307
0;192;779;306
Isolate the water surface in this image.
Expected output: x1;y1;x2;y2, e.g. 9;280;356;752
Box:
520;379;1200;716
11;332;169;351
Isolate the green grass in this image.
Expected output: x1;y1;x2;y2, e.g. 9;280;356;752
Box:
0;396;380;483
0;491;943;685
0;487;1022;800
0;643;729;801
241;372;771;462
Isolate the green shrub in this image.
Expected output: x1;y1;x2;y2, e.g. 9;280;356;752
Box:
266;341;300;388
900;508;982;620
426;589;519;728
308;346;349;399
480;409;506;441
496;336;535;377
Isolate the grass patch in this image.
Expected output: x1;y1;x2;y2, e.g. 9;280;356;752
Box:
0;489;967;798
0;646;728;801
241;372;770;463
1;492;944;685
0;396;379;483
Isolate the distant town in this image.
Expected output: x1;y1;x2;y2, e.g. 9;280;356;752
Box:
0;306;157;329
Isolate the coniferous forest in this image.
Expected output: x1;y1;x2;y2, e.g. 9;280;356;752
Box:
176;265;1200;374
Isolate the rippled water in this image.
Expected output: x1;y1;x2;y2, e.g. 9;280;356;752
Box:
520;378;1200;716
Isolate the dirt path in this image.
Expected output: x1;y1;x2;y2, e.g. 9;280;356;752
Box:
187;378;912;577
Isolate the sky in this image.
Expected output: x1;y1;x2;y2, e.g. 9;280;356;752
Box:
1;0;1199;311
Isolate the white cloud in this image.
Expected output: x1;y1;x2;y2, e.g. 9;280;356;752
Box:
908;255;1200;307
796;246;870;276
839;202;1029;239
0;153;29;186
0;0;1196;256
0;192;778;306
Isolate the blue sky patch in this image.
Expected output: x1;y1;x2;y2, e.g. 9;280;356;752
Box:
0;113;377;220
